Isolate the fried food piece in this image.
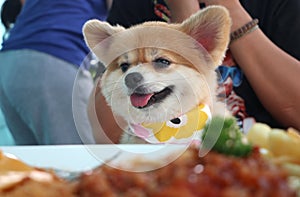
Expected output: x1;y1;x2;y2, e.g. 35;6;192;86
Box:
0;151;76;197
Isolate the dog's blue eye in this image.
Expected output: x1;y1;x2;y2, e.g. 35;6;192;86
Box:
120;62;130;72
153;58;171;68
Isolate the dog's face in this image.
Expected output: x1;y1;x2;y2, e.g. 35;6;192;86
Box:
99;48;213;124
83;6;231;124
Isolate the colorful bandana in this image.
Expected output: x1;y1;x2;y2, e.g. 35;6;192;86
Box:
130;104;211;144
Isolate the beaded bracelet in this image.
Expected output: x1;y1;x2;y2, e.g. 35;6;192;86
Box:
230;19;259;44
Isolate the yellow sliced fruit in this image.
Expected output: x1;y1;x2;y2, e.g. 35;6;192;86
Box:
246;123;271;149
269;129;300;162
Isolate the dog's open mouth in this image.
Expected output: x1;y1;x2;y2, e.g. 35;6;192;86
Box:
130;86;173;109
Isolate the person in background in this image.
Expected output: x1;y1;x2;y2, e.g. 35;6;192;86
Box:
106;0;166;28
164;0;300;132
0;0;25;145
0;0;111;145
88;0;300;144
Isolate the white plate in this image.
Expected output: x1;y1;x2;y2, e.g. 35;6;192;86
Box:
0;144;189;172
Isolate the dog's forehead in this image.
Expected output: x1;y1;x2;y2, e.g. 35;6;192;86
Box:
117;48;160;63
92;22;216;73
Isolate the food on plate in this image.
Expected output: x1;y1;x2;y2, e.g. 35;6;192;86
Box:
269;129;300;160
247;123;300;161
75;147;296;197
246;122;271;149
75;117;296;196
1;117;299;196
1;147;297;197
0;151;75;197
247;123;300;194
246;123;300;168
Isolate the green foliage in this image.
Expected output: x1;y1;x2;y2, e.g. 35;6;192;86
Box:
201;116;253;157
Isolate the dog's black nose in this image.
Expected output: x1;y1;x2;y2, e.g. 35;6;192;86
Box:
125;72;144;89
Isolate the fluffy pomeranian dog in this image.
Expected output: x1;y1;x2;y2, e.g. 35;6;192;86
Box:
83;6;231;143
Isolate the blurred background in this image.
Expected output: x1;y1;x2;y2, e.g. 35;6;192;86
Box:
0;0;5;45
0;0;16;145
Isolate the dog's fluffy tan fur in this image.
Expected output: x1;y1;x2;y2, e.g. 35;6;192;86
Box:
83;6;231;143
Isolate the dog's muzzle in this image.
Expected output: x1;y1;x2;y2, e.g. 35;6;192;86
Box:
125;72;173;109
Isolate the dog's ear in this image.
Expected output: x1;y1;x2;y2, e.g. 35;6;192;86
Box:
82;20;125;51
178;6;231;65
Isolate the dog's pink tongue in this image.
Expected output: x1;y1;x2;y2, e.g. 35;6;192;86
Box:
130;93;153;107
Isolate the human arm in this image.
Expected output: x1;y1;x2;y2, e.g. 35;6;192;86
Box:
200;0;300;130
87;78;124;143
165;0;300;130
106;0;113;10
163;0;199;23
